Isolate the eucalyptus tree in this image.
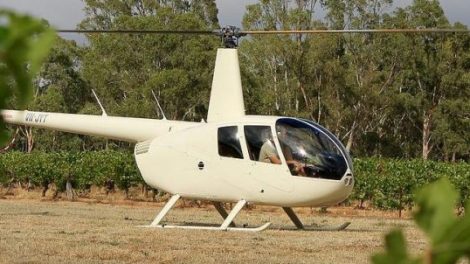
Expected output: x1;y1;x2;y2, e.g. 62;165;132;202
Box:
241;0;325;118
387;0;469;160
240;0;468;160
241;0;396;154
320;0;398;153
424;27;470;161
79;0;220;123
16;38;89;152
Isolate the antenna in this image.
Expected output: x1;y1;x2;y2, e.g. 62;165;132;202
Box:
91;89;108;117
151;90;167;120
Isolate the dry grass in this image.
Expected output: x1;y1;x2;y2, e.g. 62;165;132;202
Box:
0;196;427;264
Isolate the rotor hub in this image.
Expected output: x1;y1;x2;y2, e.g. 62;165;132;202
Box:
214;26;246;48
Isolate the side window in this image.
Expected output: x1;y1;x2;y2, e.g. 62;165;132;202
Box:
244;126;280;164
218;126;243;159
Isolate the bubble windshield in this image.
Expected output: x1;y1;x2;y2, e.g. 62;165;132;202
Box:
275;118;349;180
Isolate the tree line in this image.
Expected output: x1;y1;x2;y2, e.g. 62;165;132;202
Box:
2;0;469;161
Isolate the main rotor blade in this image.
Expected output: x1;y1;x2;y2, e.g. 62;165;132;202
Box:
241;28;470;34
57;28;469;35
57;29;216;34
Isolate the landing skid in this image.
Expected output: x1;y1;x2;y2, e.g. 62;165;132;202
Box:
143;222;271;232
302;222;351;231
141;195;349;232
141;194;271;232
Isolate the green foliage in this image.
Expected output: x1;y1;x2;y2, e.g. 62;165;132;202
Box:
0;159;6;184
74;151;111;188
112;152;140;192
79;0;219;123
1;152;467;210
414;179;470;263
1;151;29;183
372;178;470;264
352;158;470;213
28;152;66;190
0;151;141;196
28;37;90;152
0;10;55;144
240;0;469;160
351;158;382;208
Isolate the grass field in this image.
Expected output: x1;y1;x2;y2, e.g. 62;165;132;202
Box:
0;198;426;264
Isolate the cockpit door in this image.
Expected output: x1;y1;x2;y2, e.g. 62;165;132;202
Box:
244;125;293;192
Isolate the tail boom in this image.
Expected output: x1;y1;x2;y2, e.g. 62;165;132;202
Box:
1;110;198;143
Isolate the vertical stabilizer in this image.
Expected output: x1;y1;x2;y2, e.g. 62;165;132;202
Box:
207;48;245;122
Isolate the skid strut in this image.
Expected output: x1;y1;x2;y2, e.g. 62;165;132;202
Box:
282;207;304;229
142;195;270;232
220;200;246;229
150;194;181;227
282;207;350;231
213;202;236;227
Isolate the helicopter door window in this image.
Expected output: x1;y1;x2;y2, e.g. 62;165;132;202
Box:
218;126;244;159
244;126;281;164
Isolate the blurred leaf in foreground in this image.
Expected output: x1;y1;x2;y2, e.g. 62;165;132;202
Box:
0;9;55;144
373;178;470;264
414;178;470;263
371;229;422;264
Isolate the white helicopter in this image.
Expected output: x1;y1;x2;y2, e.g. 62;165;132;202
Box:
2;27;465;232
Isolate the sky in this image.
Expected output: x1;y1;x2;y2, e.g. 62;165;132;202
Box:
0;0;469;31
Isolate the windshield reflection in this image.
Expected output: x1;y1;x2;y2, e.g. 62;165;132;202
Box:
276;118;349;180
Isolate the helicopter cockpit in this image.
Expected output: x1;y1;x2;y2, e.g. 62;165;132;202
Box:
218;117;352;181
275;118;351;180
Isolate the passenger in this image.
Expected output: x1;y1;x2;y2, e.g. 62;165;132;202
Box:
259;127;305;176
258;138;281;164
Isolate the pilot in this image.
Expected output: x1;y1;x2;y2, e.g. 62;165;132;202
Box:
259;127;305;176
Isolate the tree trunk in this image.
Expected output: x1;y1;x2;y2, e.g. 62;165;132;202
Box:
5;178;15;195
152;189;158;202
0;128;19;152
422;112;432;160
27;179;33;192
316;91;322;123
143;185;149;198
271;56;280;112
53;189;60;200
398;188;403;218
23;127;34;153
346;121;357;152
66;179;75;201
298;81;309;109
444;151;449;162
42;184;49;197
